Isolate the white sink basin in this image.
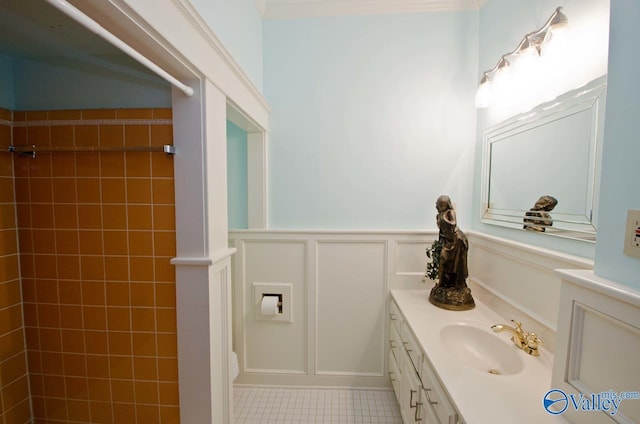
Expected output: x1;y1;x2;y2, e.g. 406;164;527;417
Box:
439;324;524;376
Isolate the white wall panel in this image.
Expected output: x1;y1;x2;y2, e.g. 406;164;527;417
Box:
230;230;434;386
553;270;640;424
395;241;430;276
573;305;640;394
243;240;307;373
315;241;387;376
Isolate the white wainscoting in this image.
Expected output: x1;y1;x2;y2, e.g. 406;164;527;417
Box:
229;230;594;386
229;230;437;387
242;239;308;374
466;232;593;354
552;270;640;424
315;241;387;376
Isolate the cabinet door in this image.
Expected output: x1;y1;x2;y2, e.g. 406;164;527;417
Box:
421;357;457;424
416;388;440;424
388;300;403;403
400;324;422;378
388;350;401;402
400;349;422;424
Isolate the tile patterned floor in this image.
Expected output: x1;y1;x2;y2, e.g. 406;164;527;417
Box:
233;386;403;424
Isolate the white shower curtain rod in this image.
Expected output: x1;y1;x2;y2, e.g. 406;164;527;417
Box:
44;0;194;97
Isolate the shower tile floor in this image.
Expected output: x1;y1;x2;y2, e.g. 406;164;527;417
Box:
233;386;403;424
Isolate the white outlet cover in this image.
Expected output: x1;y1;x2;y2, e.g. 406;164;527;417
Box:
623;209;640;259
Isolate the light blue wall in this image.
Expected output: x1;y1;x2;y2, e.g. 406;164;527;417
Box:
264;12;478;229
190;0;263;91
227;120;249;229
0;55;15;110
594;1;640;287
472;0;610;259
12;56;170;110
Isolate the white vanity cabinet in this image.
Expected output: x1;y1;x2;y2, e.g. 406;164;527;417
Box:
420;356;458;424
388;300;403;400
389;290;563;423
388;298;462;424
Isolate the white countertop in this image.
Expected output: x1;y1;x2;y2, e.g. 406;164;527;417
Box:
391;289;568;424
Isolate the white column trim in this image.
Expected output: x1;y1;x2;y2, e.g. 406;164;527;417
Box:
248;132;268;229
171;248;238;267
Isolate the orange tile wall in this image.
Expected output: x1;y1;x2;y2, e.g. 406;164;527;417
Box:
0;108;32;424
12;109;179;423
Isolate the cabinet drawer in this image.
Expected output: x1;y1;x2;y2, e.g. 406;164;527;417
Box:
421;357;457;424
400;324;422;377
388;350;401;402
389;299;403;331
389;321;402;364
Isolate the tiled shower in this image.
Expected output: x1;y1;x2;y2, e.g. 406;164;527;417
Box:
0;107;31;424
0;107;179;423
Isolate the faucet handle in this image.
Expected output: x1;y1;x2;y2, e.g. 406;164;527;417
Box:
526;332;542;347
510;320;523;332
524;332;543;356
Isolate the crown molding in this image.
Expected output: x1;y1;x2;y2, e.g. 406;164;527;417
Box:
255;0;267;17
263;0;483;19
170;0;269;104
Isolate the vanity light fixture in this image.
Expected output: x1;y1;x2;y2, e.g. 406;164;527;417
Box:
475;7;568;108
493;56;511;83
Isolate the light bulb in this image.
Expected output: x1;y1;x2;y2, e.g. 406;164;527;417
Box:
493;58;511;89
541;24;569;60
475;75;492;108
491;58;513;109
513;41;542;103
515;43;540;76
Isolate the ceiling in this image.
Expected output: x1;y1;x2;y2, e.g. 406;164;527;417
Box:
0;0;483;80
0;0;123;59
0;0;159;91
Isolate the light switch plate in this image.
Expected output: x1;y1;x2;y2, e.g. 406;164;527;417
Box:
623;210;640;259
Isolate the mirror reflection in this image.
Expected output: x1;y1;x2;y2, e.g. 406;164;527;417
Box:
481;77;607;242
523;195;558;232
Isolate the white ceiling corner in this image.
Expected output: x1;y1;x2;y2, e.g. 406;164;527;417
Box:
262;0;483;20
255;0;267;17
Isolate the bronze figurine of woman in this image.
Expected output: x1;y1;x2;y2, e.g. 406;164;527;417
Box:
429;195;475;310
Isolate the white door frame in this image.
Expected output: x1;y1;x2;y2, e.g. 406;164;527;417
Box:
68;1;269;422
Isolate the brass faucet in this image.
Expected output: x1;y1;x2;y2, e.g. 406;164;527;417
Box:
491;320;543;356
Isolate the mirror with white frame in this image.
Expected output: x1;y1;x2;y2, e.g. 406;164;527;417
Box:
481;76;607;242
